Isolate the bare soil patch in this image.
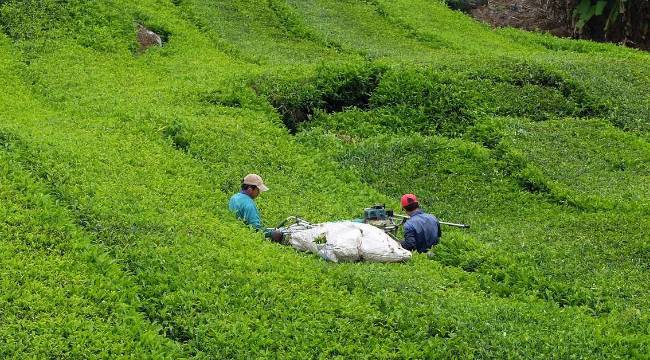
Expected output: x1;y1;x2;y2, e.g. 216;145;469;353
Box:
470;0;572;37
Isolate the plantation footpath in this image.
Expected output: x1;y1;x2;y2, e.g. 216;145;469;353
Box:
0;0;648;358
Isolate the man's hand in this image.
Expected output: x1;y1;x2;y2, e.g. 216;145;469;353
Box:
263;228;285;243
271;229;285;243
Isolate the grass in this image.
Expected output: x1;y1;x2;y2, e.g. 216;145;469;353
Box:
0;0;648;357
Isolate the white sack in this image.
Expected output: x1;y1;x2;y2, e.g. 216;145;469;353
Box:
318;222;363;262
286;221;411;263
356;223;412;263
287;226;323;254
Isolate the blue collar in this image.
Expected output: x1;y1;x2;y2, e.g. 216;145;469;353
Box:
410;209;424;216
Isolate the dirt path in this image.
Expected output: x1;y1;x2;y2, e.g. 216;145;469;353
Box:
470;0;572;37
469;0;649;50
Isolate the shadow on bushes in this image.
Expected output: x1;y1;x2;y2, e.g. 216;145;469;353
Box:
252;61;386;132
255;59;607;137
162;121;190;152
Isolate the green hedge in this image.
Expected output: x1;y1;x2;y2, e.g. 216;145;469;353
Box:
0;146;182;358
0;0;648;357
258;59;608;137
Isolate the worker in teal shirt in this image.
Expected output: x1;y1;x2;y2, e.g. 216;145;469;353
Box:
229;173;275;238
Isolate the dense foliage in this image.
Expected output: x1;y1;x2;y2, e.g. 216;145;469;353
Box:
572;0;650;48
0;0;648;357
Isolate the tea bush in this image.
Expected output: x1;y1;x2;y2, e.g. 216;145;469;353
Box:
0;0;648;357
297;121;650;315
253;61;386;131
5;71;636;358
0;145;183;358
259;58;609;138
171;0;351;64
500;118;650;212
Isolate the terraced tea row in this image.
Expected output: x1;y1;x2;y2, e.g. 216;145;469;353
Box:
0;0;648;357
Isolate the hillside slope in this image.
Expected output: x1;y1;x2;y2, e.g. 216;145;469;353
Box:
1;0;649;358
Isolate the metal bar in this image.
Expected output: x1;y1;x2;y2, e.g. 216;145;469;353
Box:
392;214;469;228
439;221;470;228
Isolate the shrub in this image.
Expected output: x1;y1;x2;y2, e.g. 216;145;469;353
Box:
254;61;386;131
0;0;648;357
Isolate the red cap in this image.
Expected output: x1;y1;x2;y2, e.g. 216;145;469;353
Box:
401;194;418;207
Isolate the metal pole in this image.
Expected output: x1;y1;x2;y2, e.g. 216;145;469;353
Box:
393;214;469;229
439;221;470;228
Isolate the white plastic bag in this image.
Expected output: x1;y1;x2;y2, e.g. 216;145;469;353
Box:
287;226;324;254
286;221;411;263
356;223;411;263
318;222;363;262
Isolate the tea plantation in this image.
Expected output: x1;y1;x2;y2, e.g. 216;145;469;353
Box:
0;0;648;358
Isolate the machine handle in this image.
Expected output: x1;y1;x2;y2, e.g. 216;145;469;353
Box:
439;221;470;228
393;214;469;229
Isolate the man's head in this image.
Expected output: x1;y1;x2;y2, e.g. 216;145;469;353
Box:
401;193;419;214
241;173;268;199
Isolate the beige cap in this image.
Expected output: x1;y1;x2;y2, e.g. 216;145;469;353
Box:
242;173;269;192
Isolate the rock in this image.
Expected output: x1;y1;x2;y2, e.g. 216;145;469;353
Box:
136;24;162;52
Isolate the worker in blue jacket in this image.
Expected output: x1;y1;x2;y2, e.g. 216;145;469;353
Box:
229;173;281;241
400;193;441;253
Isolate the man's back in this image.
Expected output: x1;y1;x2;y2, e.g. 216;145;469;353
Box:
402;210;440;253
229;191;262;230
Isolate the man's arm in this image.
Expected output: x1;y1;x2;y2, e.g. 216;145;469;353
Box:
401;223;417;251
